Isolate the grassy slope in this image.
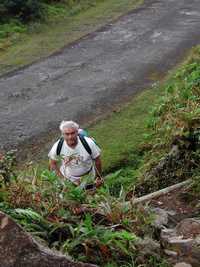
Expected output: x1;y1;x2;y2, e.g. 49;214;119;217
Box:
0;0;142;75
90;87;162;173
86;45;200;193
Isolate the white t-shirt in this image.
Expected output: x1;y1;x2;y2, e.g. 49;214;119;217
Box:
48;137;101;182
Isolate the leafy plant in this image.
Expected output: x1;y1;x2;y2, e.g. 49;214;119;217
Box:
62;213;137;263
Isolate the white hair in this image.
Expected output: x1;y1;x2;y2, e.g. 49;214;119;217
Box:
59;120;79;133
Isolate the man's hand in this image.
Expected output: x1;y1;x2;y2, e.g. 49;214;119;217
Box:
49;159;64;179
95;176;104;188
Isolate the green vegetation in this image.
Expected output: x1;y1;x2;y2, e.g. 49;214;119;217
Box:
89;87;161;173
86;46;200;195
0;0;44;23
1;0;200;260
1;153;157;266
0;0;142;74
136;46;200;194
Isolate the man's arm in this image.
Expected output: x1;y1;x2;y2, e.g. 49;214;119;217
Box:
94;156;102;177
49;159;64;178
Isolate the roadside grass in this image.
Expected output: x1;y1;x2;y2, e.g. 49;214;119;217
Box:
141;46;200;160
0;0;142;75
86;45;200;189
89;85;164;173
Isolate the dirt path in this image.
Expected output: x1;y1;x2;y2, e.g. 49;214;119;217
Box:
1;0;200;156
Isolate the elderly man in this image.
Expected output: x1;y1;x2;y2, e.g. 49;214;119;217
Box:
48;120;103;187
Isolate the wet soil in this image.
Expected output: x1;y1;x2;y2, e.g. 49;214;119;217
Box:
1;0;200;161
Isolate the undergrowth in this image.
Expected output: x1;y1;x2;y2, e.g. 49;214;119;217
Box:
0;156;160;266
0;1;105;46
134;46;200;194
0;0;142;74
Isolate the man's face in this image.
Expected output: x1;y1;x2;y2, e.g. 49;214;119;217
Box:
63;127;78;147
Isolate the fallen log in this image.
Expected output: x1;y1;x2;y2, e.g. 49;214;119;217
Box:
126;179;192;208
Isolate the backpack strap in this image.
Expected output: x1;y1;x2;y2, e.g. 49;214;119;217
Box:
56;135;92;156
79;134;92;155
56;137;64;156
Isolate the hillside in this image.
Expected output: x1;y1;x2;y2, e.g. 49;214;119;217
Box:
1;0;200;266
1;46;200;266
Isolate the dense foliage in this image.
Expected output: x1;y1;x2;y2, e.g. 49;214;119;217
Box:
1;151;163;266
0;0;102;22
0;0;106;45
0;0;45;22
134;46;200;194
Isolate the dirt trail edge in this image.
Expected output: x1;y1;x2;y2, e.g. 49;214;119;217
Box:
1;0;200;157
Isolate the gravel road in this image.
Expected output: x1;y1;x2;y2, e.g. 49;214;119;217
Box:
1;0;200;155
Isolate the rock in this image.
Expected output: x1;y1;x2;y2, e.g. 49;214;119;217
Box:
164;237;194;255
194;235;200;245
164;249;178;257
135;237;160;264
174;263;192;267
0;212;97;267
161;228;176;239
151;207;169;229
160;218;200;267
176;218;200;238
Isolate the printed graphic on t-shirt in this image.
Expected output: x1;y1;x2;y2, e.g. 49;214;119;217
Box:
64;153;84;167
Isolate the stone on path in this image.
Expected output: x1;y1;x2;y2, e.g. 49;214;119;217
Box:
174;263;192;267
161;218;200;267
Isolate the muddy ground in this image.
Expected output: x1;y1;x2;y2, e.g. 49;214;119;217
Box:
1;0;200;160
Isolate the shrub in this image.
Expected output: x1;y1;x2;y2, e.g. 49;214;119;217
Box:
0;21;26;39
1;0;45;22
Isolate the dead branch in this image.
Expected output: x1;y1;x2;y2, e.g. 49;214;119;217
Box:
126;179;192;208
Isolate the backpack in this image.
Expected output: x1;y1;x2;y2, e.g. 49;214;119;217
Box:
56;132;92;156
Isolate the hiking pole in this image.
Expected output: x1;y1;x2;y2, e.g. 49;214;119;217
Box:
94;165;104;187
